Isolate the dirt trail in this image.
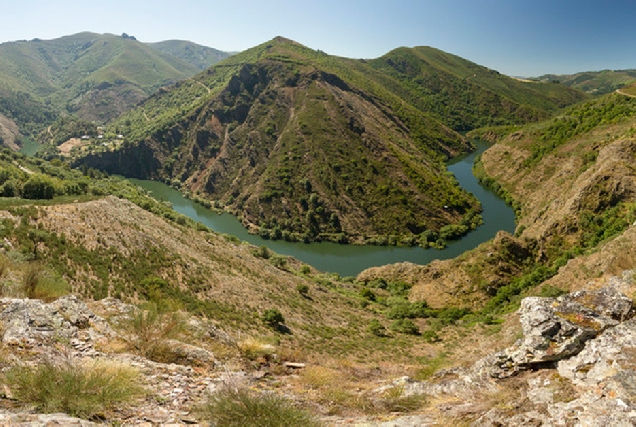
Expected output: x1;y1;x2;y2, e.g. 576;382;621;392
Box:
190;78;211;94
616;88;636;98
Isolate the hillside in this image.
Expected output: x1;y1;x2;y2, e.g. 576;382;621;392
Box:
537;69;636;95
0;32;204;140
73;37;484;244
358;91;636;319
147;39;234;69
72;37;588;244
368;46;587;131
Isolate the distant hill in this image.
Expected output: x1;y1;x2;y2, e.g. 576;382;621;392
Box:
0;32;211;140
73;37;586;244
368;46;588;131
146;40;233;70
536;69;636;95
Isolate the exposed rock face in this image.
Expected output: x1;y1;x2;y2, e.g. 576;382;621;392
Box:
393;275;636;426
0;295;116;352
487;286;633;378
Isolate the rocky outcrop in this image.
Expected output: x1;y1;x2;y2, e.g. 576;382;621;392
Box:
389;274;636;426
486;286;633;378
0;295;116;353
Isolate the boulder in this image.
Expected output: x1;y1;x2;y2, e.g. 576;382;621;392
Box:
488;286;632;378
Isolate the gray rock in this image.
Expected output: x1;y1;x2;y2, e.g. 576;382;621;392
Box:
487;287;632;378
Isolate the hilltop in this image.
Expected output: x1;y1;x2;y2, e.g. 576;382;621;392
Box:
537;69;636;95
71;37;585;244
146;39;234;70
0;32;231;143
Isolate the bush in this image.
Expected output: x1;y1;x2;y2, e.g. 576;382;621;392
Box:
3;360;144;419
21;174;56;199
368;319;386;337
296;283;309;296
389;319;419;335
120;303;184;362
360;288;376;301
261;308;285;328
197;387;320;427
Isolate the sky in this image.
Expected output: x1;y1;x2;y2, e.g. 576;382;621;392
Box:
1;0;635;77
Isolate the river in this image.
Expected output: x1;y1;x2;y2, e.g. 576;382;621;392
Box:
128;140;515;276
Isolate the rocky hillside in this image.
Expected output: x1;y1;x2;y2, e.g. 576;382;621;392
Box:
0;268;632;425
72;37;586;244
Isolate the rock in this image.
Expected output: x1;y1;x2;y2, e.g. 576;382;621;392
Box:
162;339;215;367
0;295;116;350
487;286;633;378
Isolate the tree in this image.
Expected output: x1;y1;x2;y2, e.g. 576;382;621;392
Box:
21;174;56;199
261;308;285;328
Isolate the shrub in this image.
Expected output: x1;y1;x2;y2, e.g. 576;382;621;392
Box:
120;303;184;362
21;174;56;199
261;308;285;328
389;319;419;335
197;387;320;427
22;262;43;299
367;319;386;337
3;360;144;419
422;330;441;343
254;246;271;259
360;288;376;301
296;283;309;296
237;337;276;361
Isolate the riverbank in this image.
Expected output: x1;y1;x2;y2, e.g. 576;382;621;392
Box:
130;140;515;276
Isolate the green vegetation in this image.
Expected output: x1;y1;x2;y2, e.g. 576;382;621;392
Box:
368;46;587;131
147;40;233;70
0;32;204;137
197;387;321;427
119;302;184;363
537;69;636;95
3;360;144;419
523;94;636;165
261;308;285;328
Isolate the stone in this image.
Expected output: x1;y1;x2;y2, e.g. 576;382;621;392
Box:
487;286;633;378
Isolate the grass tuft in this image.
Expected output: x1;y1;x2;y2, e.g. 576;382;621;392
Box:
197;386;321;427
3;360;144;419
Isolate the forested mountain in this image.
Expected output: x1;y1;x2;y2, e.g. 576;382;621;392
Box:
73;37;586;244
537;69;636;95
146;39;233;70
0;32;212;141
368;46;587;131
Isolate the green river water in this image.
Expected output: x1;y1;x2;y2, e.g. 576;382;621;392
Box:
128;140;516;276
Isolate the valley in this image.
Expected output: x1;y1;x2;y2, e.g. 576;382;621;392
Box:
0;31;634;426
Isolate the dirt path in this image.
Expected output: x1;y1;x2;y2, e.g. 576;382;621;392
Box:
190;78;211;94
616;88;636;98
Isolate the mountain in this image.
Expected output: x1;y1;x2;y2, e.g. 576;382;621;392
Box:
71;37;589;244
146;39;234;70
73;37;490;244
362;90;636;314
368;46;588;131
0;32;205;138
537;69;636;95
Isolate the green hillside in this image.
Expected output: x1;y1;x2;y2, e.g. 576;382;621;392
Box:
0;32;203;137
537;69;636;95
147;39;233;69
368;46;588;131
72;37;587;244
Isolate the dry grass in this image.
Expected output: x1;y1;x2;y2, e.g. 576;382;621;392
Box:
3;359;144;419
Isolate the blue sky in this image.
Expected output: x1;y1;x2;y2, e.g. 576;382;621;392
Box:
2;0;635;76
